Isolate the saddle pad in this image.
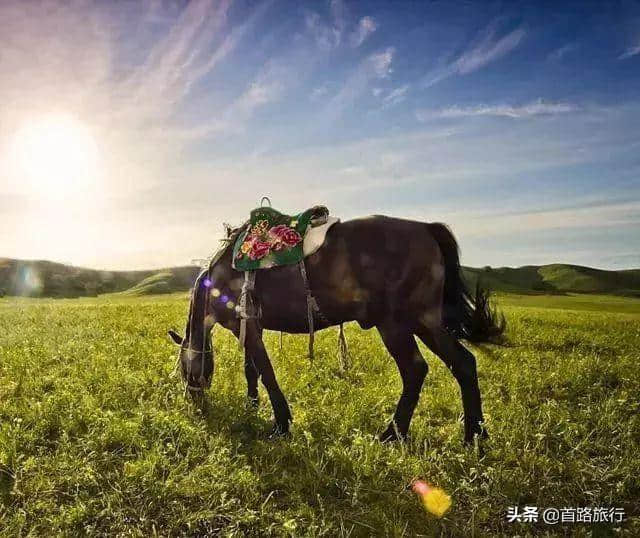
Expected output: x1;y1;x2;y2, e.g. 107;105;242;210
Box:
232;206;329;270
303;216;339;257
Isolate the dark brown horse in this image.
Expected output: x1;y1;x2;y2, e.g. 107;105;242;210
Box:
168;215;503;443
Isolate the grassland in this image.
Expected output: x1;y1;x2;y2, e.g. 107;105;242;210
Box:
1;293;639;536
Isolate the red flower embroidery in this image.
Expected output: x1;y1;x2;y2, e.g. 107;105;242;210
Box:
249;239;271;260
269;225;302;249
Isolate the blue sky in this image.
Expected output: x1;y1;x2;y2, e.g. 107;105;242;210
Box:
1;0;639;269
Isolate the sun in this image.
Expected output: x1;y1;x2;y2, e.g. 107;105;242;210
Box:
12;113;100;198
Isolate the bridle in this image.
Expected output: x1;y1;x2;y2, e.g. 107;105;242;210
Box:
179;346;212;392
180;266;214;393
178;226;245;395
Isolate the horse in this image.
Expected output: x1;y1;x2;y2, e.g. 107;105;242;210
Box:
168;215;504;444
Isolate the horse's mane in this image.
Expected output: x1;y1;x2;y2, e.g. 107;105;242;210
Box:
206;221;249;271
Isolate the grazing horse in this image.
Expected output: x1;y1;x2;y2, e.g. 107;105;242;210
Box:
168;215;504;443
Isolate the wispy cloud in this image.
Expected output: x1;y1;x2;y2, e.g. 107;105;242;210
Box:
305;12;341;51
351;16;377;47
416;100;578;120
456;27;526;74
380;84;410;108
619;44;640;59
370;47;395;77
304;0;348;51
453;200;640;238
548;42;579;61
311;47;395;128
423;22;526;87
310;84;330;101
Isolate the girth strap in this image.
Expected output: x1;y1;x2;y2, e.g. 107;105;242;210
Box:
298;260;320;362
238;271;257;350
237;262;323;365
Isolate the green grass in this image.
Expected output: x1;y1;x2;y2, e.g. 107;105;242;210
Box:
1;293;639;536
495;292;640;314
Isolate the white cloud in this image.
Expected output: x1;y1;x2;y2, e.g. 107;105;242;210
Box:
381;84;410;107
452;201;640;238
305;12;340;51
417;100;578;120
619;44;640;59
548;42;578;61
305;1;347;51
423;23;526;87
351;16;377;47
318;48;396;124
310;85;330;100
239;81;281;109
456;27;525;74
370;47;394;78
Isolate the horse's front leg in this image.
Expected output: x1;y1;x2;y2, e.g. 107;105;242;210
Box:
243;327;261;408
244;352;259;408
243;321;292;436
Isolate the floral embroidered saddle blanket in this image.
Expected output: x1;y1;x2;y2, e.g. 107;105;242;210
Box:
232;205;332;270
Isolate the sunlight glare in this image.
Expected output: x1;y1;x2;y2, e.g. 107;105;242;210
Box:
12;113;100;198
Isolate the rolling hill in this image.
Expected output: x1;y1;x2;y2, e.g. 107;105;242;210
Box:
0;258;200;298
1;258;639;298
463;264;640;297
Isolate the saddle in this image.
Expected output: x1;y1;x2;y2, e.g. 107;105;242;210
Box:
232;203;340;363
232;205;336;271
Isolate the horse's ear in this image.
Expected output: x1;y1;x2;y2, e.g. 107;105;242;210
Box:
168;330;183;346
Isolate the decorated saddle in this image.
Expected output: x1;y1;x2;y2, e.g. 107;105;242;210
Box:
232;205;333;271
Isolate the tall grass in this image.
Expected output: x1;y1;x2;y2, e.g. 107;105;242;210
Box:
0;294;638;536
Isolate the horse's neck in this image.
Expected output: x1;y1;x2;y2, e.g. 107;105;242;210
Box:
185;271;210;350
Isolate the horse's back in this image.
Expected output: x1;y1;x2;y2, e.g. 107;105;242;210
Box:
301;215;444;327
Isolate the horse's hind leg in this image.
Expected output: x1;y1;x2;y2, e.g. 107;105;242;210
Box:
416;326;487;444
377;321;428;442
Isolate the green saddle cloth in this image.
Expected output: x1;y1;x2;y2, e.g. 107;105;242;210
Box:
232;206;329;271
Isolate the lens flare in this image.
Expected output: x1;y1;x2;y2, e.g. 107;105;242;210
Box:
18;266;43;296
412;480;451;518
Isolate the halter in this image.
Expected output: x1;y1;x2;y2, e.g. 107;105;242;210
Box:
178;227;245;395
180;265;214;393
180;346;212;392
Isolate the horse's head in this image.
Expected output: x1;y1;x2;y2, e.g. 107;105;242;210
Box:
168;328;214;394
168;224;244;396
168;271;218;395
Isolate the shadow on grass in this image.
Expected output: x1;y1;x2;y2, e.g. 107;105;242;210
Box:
0;464;15;505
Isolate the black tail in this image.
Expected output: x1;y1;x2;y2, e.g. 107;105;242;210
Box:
428;223;505;343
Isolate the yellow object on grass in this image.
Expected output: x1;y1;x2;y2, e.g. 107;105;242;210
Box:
412;480;452;518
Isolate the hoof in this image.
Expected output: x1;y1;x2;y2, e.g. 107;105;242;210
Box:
246;397;259;409
378;425;406;443
268;422;290;440
464;419;489;446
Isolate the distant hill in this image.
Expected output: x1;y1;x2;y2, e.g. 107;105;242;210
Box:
0;258;200;298
1;258;639;298
463;264;640;297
